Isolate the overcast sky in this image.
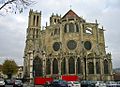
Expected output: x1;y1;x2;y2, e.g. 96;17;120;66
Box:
0;0;120;68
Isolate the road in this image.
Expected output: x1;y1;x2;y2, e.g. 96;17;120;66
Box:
5;84;44;87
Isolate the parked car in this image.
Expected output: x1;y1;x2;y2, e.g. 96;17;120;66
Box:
5;79;15;85
81;80;95;87
67;81;81;87
106;81;117;87
95;81;106;87
0;78;5;87
116;81;120;87
44;81;51;87
13;80;23;87
50;80;68;87
67;81;73;87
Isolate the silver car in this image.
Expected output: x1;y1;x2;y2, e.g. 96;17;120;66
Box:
0;78;5;87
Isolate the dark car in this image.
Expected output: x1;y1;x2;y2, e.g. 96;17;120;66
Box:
81;80;95;87
13;80;23;87
5;79;15;85
44;81;51;87
50;80;68;87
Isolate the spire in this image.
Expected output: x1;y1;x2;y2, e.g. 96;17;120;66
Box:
70;4;72;9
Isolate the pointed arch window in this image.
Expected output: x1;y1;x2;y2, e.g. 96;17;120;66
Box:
54;29;57;35
96;62;100;74
33;28;35;39
69;57;75;74
46;59;51;74
54;28;60;35
104;60;109;74
61;58;66;75
36;29;38;38
69;23;74;32
64;24;68;33
75;23;79;32
53;59;58;74
36;16;39;26
76;58;81;74
33;57;43;77
33;15;36;26
88;62;94;74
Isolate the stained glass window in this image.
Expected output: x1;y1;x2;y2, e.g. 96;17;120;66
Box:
69;57;75;74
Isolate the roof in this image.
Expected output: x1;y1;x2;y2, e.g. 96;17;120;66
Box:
62;9;80;19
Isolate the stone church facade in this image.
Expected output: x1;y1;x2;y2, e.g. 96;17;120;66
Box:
23;9;113;81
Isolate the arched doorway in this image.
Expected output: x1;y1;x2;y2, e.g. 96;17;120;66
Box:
96;62;100;74
46;59;51;75
88;62;94;74
104;60;109;74
33;56;43;77
69;57;75;74
61;58;66;75
76;58;81;74
53;58;58;74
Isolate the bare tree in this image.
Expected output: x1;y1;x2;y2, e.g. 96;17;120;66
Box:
0;0;35;14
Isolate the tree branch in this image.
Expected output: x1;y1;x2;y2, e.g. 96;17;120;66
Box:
0;0;35;14
0;0;16;10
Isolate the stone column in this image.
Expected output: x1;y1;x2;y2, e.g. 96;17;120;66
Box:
51;59;53;76
93;58;96;80
58;59;61;78
80;24;83;41
109;60;113;80
81;59;84;80
43;56;46;77
86;58;88;80
82;58;85;79
29;51;33;83
75;58;77;75
66;57;69;74
100;58;104;80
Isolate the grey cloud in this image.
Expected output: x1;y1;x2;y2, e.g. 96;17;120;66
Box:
0;15;26;65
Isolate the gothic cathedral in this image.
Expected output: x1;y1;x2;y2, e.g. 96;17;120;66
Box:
23;9;113;81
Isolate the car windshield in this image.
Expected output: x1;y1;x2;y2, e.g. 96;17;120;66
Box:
67;82;72;84
73;81;80;84
15;80;22;83
0;79;4;81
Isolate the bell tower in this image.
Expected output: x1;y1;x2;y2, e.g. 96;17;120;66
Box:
28;9;41;27
23;9;41;82
50;13;61;25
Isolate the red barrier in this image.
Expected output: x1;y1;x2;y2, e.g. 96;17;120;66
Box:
34;77;53;85
34;75;79;85
62;75;79;81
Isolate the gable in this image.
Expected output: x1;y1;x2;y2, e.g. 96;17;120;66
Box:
62;9;80;19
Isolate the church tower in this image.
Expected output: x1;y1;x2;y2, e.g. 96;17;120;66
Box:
23;9;41;81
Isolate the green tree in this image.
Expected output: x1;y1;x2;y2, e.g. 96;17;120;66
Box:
0;0;35;14
2;59;18;79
